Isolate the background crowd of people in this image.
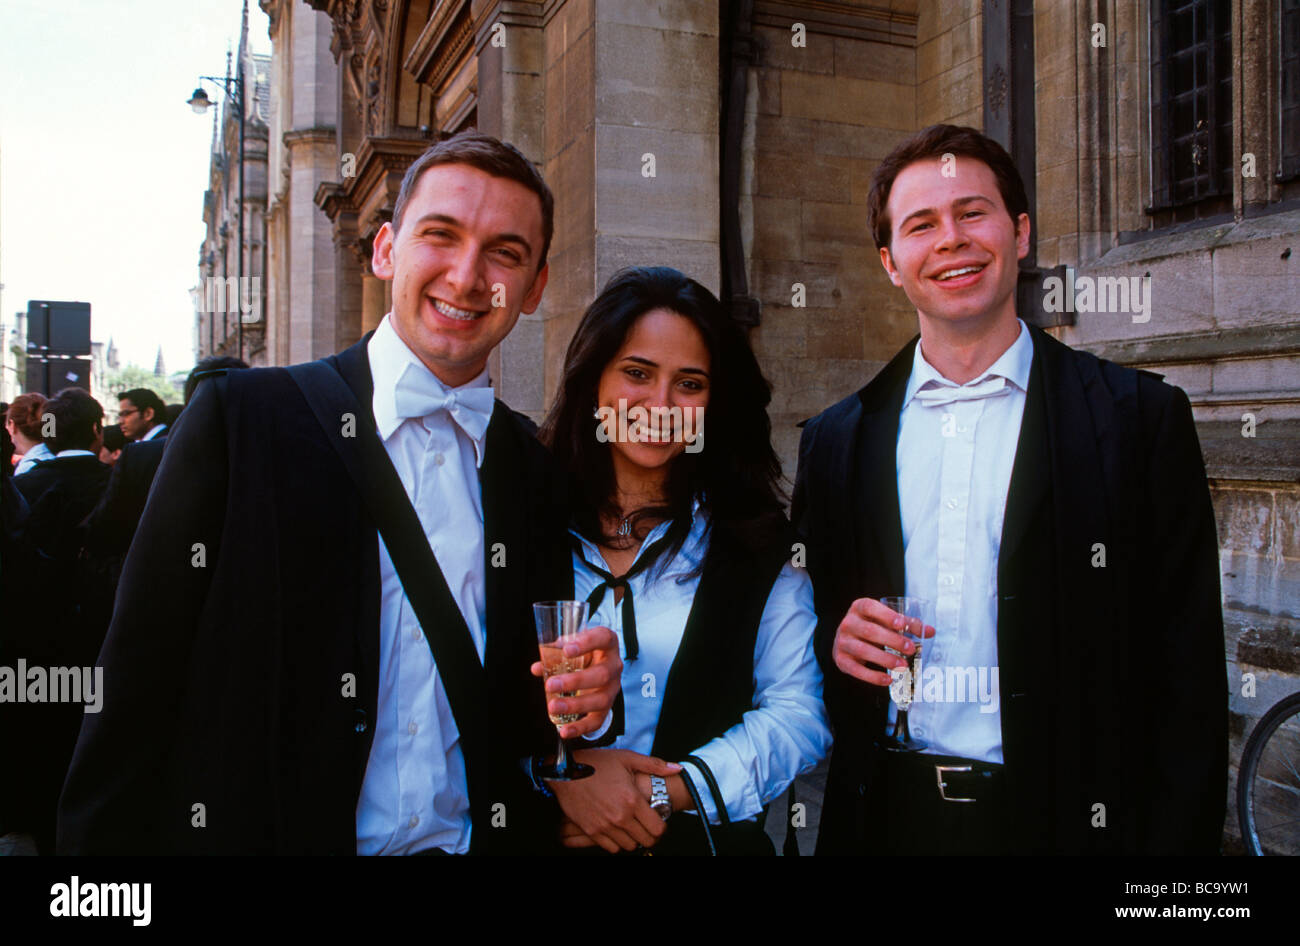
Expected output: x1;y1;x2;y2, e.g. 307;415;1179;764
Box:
0;356;246;854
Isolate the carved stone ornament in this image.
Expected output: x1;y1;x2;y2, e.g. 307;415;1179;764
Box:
987;63;1008;117
366;57;382;136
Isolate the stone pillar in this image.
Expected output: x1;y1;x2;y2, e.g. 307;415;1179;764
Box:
285;7;340;363
532;0;722;416
476;0;548;415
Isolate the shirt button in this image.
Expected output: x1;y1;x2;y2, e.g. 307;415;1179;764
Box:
434;453;446;466
408;721;418;735
411;625;421;641
942;575;955;586
408;814;419;829
946;499;958;509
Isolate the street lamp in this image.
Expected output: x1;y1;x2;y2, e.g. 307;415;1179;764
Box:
187;66;244;362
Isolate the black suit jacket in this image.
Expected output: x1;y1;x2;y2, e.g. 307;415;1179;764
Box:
85;437;166;563
793;325;1226;854
13;455;112;552
6;454;111;849
57;336;571;854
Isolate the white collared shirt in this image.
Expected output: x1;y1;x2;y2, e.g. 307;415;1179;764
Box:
140;423;167;442
571;504;832;823
890;319;1033;764
14;441;54;477
355;313;491;855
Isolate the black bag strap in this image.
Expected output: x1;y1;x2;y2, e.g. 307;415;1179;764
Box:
684;752;734;835
286;360;488;763
677;768;717;856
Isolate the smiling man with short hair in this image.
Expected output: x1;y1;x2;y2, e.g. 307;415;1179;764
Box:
794;124;1227;855
59;131;625;856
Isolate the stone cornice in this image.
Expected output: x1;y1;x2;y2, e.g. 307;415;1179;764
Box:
753;0;917;45
1080;324;1300;367
405;0;474;91
283;126;338;147
314;135;429;222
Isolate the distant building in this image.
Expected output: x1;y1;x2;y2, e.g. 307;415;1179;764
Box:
90;336;118;403
0;310;24;403
195;3;272;367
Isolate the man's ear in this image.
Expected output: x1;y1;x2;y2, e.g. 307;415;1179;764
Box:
880;246;903;287
521;262;549;315
372;221;396;280
1015;212;1031;261
142;408;155;426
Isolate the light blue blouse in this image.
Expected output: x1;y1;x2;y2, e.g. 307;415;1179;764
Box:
571;504;832;824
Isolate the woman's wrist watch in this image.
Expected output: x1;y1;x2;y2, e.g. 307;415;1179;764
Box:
649;775;672;821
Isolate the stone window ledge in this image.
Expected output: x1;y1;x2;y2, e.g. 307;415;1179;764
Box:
1096;209;1300;269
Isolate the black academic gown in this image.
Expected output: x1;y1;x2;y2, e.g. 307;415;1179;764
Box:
85;436;167;564
793;325;1227;855
57;335;570;854
7;454;112;850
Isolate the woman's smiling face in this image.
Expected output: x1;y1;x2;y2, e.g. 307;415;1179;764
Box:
595;308;711;478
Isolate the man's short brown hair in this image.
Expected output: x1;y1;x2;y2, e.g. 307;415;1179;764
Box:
867;124;1029;250
391;130;555;271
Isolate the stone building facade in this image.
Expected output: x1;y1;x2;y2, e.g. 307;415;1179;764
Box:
238;0;1297;849
196;8;273;367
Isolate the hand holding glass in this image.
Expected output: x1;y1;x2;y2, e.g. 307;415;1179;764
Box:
532;600;596;781
880;596;935;752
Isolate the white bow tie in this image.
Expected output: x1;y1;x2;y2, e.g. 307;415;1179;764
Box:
392;362;495;461
911;374;1012;408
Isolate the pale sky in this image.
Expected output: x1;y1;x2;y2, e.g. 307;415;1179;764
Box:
0;0;272;374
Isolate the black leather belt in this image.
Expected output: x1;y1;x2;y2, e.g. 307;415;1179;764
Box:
883;751;1005;804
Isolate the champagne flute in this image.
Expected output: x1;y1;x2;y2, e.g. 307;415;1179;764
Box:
881;595;934;752
532;600;596;780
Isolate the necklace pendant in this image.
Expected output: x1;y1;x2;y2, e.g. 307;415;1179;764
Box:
617;517;632;537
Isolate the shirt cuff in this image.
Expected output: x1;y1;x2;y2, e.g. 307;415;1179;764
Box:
581;708;614;741
679;760;718;822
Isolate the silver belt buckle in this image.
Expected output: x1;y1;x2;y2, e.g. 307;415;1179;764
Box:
935;764;977;803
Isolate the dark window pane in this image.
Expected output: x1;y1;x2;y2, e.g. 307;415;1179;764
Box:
1150;0;1233;205
1286;0;1300;178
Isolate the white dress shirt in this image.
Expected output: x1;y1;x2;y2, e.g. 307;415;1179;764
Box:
140;423;167;442
889;319;1033;764
571;503;832;824
14;441;54;476
355;314;490;855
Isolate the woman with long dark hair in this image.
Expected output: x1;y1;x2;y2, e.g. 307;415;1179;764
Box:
538;266;830;854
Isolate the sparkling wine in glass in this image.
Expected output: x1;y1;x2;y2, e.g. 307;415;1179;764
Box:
881;595;935;752
538;639;591;725
532;600;595;781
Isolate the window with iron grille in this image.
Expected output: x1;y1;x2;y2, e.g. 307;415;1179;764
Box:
1148;0;1233;211
1282;0;1300;182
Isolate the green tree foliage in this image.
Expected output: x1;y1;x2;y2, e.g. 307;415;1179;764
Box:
104;363;183;406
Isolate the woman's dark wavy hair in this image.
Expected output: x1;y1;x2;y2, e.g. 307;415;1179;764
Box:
539;266;789;576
